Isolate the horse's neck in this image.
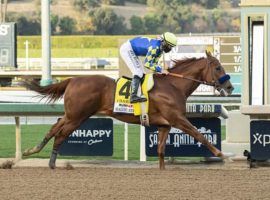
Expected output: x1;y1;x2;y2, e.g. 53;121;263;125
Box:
169;59;207;97
170;59;206;78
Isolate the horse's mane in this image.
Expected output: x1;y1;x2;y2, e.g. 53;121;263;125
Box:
171;57;205;70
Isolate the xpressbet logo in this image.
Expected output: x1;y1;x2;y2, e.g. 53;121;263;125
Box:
253;133;270;147
0;24;10;36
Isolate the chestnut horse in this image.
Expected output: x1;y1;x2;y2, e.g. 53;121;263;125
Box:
22;52;234;169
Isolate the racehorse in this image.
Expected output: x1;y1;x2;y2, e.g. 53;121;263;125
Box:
22;51;234;170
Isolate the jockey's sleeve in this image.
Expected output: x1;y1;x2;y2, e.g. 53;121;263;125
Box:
144;46;161;71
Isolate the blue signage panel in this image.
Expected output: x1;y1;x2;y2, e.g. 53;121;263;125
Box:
146;118;221;157
250;120;270;161
59;118;113;156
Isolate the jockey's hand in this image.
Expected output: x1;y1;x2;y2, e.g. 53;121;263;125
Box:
155;66;169;75
155;66;162;73
162;69;169;75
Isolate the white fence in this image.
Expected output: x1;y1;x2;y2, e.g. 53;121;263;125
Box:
17;57;119;70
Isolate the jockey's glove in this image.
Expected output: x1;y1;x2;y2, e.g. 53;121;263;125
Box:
155;66;162;73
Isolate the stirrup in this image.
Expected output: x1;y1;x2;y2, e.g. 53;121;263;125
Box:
130;95;147;103
140;114;149;126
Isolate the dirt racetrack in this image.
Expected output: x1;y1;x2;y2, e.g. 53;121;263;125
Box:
0;160;270;200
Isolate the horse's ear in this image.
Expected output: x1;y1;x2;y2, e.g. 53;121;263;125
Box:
205;50;212;58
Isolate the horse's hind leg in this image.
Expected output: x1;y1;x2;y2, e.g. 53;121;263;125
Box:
48;119;82;169
157;126;171;170
23;118;65;156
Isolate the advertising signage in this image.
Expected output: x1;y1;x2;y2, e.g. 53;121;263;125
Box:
0;23;17;68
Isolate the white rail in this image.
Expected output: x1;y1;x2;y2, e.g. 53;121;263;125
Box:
16;58;119;70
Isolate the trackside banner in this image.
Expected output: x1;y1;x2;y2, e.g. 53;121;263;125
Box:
145;118;221;157
59;118;113;156
0;23;17;68
250;120;270;161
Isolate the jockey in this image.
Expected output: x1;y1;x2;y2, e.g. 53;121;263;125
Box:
120;32;177;103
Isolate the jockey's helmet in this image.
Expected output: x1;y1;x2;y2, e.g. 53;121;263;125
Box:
162;32;177;47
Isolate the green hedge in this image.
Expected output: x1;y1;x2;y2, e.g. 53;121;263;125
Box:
17;35;138;49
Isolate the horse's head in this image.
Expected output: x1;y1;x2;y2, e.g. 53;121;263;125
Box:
205;51;234;96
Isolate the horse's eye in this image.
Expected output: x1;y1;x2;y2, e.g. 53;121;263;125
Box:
216;66;221;71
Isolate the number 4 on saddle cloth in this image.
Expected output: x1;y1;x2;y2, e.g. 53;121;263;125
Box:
113;74;154;126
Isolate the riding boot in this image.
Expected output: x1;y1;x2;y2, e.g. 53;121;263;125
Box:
130;75;147;103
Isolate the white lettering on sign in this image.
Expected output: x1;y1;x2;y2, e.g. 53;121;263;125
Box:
185;105;217;113
199;105;215;113
173;134;195;147
186;104;197;113
234;55;242;63
88;139;103;146
0;24;10;36
148;127;217;148
192;84;214;95
148;133;217;148
233;45;241;53
197;126;212;133
71;129;111;138
149;133;171;148
253;133;270;147
170;127;184;134
234;65;242;73
197;85;213;92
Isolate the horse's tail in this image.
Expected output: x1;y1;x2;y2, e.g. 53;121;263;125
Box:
22;78;71;103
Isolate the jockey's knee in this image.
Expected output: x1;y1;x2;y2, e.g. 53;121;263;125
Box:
133;72;143;79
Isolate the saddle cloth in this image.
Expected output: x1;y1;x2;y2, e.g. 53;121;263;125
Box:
113;74;154;116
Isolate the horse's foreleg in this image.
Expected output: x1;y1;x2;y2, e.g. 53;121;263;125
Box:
23;118;65;157
49;120;82;169
157;126;171;170
175;116;223;158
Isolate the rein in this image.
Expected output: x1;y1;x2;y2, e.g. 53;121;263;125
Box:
165;58;230;88
167;72;216;87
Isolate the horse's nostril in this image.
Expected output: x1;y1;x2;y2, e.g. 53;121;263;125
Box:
227;86;234;91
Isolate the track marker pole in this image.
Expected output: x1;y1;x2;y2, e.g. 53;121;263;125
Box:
15;116;21;161
124;123;128;161
140;125;146;161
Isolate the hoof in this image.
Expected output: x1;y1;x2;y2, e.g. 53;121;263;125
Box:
49;162;56;169
49;150;58;169
223;157;234;163
22;149;32;156
159;164;165;170
219;153;234;163
22;146;40;156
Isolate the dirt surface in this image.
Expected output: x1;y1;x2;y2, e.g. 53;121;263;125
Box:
1;160;270;200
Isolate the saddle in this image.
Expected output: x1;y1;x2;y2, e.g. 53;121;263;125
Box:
113;74;154;126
